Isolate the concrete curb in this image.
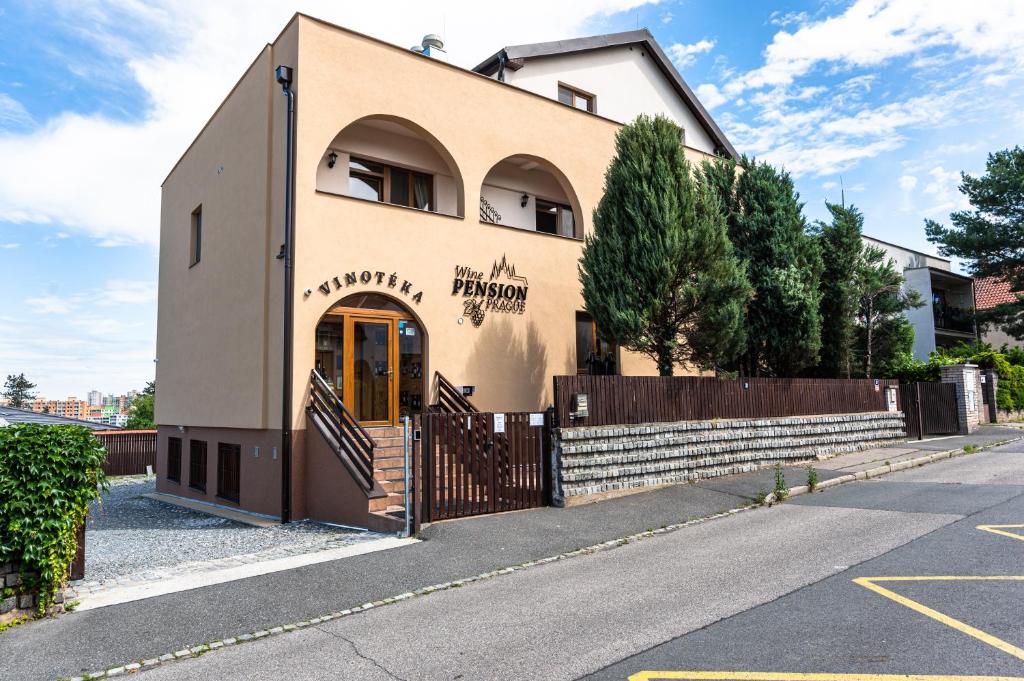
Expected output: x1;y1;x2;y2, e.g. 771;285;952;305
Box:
766;436;1022;504
64;435;1021;680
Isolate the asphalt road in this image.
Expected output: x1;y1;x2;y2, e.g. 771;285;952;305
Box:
126;441;1024;681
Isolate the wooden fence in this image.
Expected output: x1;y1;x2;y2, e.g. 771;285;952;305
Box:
553;375;897;428
901;382;960;439
94;430;158;476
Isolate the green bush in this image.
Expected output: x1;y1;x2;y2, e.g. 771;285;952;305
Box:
0;425;106;610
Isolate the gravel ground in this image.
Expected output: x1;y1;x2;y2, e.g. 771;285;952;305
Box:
85;478;382;584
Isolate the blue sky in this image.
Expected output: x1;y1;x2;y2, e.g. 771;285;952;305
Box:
1;0;1022;397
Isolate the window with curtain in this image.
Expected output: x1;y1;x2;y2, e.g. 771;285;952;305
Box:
350;156;434;211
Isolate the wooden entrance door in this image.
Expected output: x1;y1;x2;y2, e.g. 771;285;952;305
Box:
345;314;396;426
316;304;425;427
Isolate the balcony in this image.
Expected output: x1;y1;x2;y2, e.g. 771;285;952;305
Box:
933;303;975;334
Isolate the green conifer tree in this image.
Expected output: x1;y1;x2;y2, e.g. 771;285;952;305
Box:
579;115;751;376
814;202;865;378
700;156;823;376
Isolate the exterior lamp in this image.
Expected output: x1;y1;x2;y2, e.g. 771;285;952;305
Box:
520;193;529;207
327;150;338;168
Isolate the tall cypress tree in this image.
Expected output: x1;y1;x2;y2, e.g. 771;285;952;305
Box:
579;115;751;376
700;156;822;377
814;202;864;378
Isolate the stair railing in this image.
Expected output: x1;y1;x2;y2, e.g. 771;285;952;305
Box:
432;371;479;414
308;370;375;490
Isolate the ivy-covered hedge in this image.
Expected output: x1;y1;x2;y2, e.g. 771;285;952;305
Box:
0;424;106;611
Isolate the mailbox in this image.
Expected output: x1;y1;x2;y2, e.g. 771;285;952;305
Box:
571;393;589;420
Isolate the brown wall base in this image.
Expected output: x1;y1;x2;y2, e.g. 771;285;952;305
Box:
155;423;373;526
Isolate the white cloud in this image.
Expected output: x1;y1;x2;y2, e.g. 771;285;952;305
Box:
0;93;33;128
25;295;72;315
668;39;715;69
726;0;1024;96
898;174;918;191
822;181;838;190
0;0;657;247
769;11;809;28
695;83;727;110
100;279;158;305
0;242;18;249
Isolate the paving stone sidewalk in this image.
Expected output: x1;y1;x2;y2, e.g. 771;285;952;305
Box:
2;426;1019;681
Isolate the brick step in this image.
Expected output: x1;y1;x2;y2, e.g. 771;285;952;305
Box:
365;427;403;439
371;435;407;446
369;492;404;513
374;454;408;468
374;467;407;481
378;478;407;494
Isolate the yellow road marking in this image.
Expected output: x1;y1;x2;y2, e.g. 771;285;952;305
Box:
629;674;1024;681
854;576;1024;661
977;524;1024;542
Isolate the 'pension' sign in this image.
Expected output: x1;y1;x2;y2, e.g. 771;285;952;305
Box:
451;255;529;326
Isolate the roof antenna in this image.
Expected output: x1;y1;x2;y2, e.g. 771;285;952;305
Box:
635;9;639;29
840;175;845;209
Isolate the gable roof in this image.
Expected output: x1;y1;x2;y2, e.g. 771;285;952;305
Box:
975;276;1019;310
0;405;110;430
473;29;737;159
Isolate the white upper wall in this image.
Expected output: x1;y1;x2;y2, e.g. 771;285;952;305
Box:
501;47;717;155
862;236;951;272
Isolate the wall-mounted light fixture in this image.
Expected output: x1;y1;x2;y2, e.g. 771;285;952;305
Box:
520;193;529;208
327;150;338;169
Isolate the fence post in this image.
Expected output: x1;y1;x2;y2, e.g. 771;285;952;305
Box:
915;383;924;441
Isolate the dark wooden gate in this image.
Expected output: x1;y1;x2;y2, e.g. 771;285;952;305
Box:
418;411;550;521
901;382;960;439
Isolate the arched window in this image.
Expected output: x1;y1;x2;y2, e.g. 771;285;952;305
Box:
479;155;582;239
317;115;464;217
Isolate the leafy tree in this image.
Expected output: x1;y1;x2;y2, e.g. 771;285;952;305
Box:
125;383;155;430
700;156;822;376
2;373;37;408
925;147;1024;336
580;115;751;375
813;203;864;378
854;245;923;377
856;316;914;378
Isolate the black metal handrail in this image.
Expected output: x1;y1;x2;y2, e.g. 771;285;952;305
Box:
433;371;479;413
308;370;375;490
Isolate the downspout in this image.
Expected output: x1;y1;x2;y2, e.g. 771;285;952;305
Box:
276;65;296;524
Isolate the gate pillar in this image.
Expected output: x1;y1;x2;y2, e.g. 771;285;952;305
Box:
940;363;981;434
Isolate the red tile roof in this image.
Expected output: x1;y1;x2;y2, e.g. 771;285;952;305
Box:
974;276;1019;310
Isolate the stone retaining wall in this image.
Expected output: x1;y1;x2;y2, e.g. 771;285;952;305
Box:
1;561;67;625
557;412;906;500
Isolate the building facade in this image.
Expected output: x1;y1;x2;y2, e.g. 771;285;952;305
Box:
155;15;735;527
863;236;976;360
974;276;1023;351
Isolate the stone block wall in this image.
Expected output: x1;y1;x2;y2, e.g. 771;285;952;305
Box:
557;412;906;500
1;561;67;624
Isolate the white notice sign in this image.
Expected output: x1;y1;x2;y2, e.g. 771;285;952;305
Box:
493;413;506;433
529;413;545;427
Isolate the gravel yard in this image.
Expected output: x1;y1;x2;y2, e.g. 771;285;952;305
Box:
85;478;383;585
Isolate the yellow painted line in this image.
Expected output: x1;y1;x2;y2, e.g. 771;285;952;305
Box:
854;576;1024;661
977;524;1024;542
629;674;1024;681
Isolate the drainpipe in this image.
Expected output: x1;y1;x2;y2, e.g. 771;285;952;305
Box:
276;64;296;524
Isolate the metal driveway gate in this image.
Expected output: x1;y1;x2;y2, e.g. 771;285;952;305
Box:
901;382;960;439
417;411;550;522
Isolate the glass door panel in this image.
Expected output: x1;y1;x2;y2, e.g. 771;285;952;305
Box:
397;319;424;418
315;320;344;398
352;320;391;423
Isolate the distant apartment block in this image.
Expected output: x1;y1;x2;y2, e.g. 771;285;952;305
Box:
863;236;976;360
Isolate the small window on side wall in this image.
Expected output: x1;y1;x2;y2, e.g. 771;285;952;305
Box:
189;205;202;267
167;437;182;483
557;84;595;113
575;312;618;375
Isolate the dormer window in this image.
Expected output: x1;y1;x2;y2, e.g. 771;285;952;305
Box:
557;83;595;113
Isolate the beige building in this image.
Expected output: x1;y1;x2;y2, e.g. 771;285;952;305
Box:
155;15;736;527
